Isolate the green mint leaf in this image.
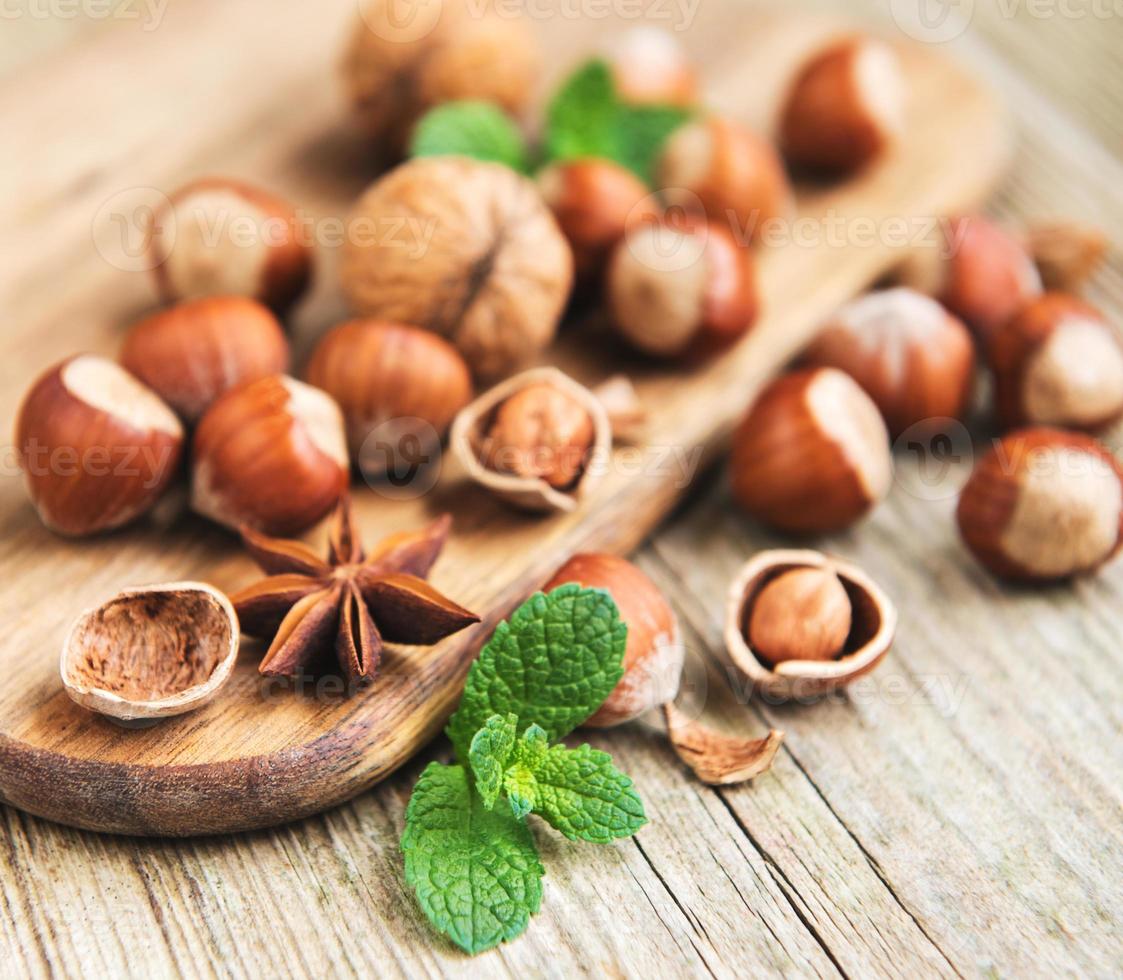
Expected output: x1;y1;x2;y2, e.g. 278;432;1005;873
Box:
503;764;538;820
615;104;693;183
410;100;530;173
544;60;618;162
468;713;518;809
512;724;549;769
401;763;544;955
447;585;627;760
530;743;647;843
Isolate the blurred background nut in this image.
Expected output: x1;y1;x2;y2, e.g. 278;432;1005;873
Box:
120;297;290;423
340;157;573;379
988;293;1123;432
608;216;758;358
780;36;906;175
602;26;697;106
15;355;184;537
544;553;683;727
802;287;975;438
730;367;892;533
657;115;793;244
957;427;1123;581
305;319;473;474
147;178;313;314
1025;221;1109;293
342;0;541;156
191;375;349;535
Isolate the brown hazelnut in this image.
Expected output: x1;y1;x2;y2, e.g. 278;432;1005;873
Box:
450;367;611;513
607;216;758;358
191;375;349;535
802;288;975;438
780;37;906;175
657;116;793;243
730;367;892;533
342;0;540;156
988;293;1123;432
120;296;290;423
536;159;657;285
15;355;184;536
147;178;313;313
603;26;696;106
726;549;896;699
340;157;574;379
899;214;1042;342
305;319;473;475
60;582;239;725
956;427;1123;581
545;553;683;727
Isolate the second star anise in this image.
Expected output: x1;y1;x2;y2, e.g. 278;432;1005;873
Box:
230;497;480;684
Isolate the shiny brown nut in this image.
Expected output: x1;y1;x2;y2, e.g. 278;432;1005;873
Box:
147;178;313;313
120;296;290;423
747;567;852;666
15;355;184;536
191;375;349;535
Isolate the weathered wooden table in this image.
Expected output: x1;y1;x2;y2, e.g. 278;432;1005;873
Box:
1;1;1121;977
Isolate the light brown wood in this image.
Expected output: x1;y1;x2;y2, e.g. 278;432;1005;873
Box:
0;3;1008;836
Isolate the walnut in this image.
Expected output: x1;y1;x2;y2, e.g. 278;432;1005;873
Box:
342;0;541;156
340;157;574;379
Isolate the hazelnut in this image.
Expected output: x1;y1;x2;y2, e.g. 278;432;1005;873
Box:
60;582;239;725
730;367;892;533
802;288;975;438
450;367;611;513
1025;221;1109;293
657;116;793;243
120;296;290;423
956;427;1123;581
340;157;574;379
342;0;540;156
191;375;349;535
305;319;473;476
545;553;683;727
899;214;1042;342
147;178;313;313
603;26;696;106
536;159;657;285
988;293;1123;432
15;355;184;536
726;550;896;699
607;216;758;358
780;37;906;175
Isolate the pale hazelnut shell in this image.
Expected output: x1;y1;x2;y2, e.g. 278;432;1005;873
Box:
725;549;896;700
60;582;239;723
450;367;611;513
604;27;696;106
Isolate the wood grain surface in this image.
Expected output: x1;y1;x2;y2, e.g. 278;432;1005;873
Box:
0;2;1007;836
2;0;1123;977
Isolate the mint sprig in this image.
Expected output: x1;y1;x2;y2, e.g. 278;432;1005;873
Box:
409;100;531;173
401;586;645;955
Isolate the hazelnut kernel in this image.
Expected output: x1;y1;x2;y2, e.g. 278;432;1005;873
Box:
747;567;852;666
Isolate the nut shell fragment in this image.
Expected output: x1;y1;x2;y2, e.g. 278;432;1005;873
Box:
725;550;896;700
450;367;611;513
60;582;239;722
664;704;783;785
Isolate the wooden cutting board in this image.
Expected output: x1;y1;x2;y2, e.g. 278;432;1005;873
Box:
0;2;1009;835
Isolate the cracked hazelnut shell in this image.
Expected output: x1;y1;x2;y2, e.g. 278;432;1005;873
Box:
450;367;610;513
730;367;892;533
802;288;975;438
988;293;1123;433
147;178;313;313
725;550;896;699
120;296;290;423
61;582;239;724
191;375;349;535
956;427;1123;581
15;355;184;536
340;158;573;379
545;553;683;727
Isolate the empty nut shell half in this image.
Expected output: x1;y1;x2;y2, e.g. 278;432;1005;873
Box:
450;367;611;513
725;550;896;700
61;582;239;724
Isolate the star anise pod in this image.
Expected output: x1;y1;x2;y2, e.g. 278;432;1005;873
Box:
230;497;479;683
